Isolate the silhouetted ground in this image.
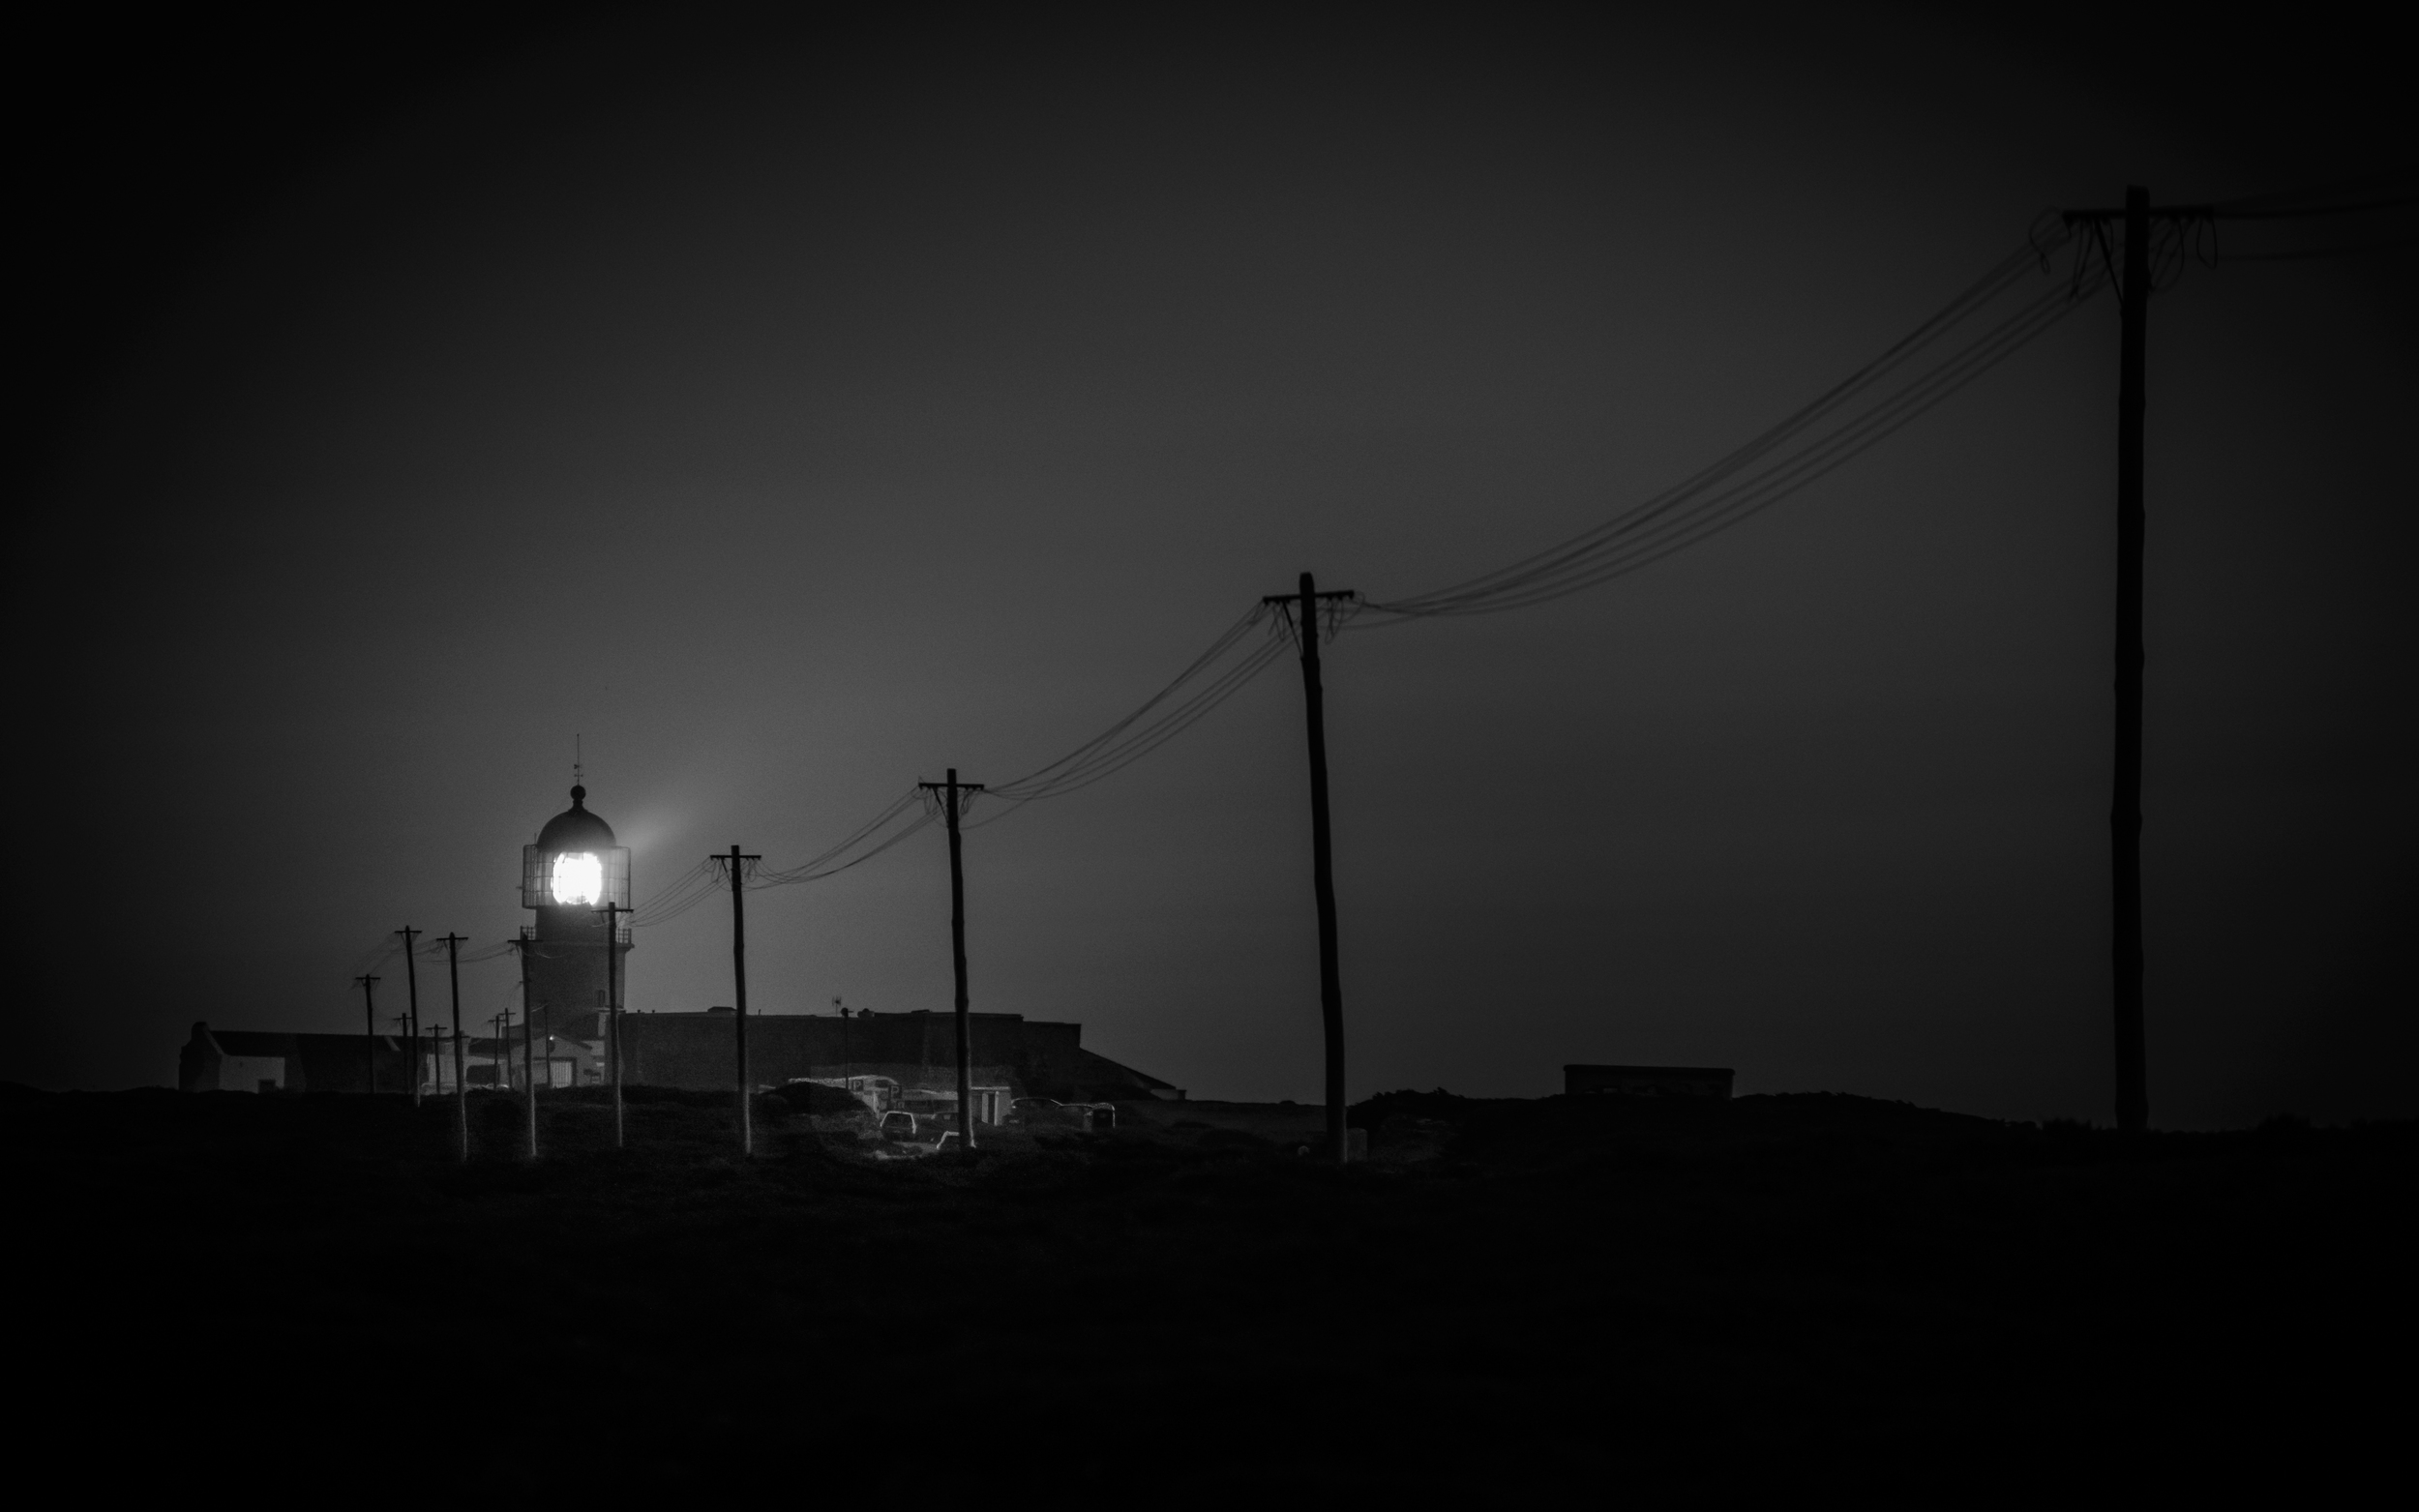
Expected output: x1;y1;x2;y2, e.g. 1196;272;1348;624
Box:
10;1083;2409;1502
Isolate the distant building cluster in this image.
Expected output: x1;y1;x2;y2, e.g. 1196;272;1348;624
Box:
181;1007;1179;1110
180;781;1182;1117
178;783;1736;1116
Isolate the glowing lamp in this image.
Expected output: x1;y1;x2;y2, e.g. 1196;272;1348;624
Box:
550;851;605;906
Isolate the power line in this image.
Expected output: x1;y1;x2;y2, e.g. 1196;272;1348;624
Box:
2207;168;2418;218
2217;236;2419;261
1358;230;2105;620
599;222;2126;917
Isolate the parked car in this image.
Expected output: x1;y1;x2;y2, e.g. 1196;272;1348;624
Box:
1012;1098;1116;1132
879;1110;917;1141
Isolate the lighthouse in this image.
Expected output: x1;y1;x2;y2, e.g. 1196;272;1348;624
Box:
521;782;632;1055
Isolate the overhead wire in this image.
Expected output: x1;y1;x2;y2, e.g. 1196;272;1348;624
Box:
2205;172;2418;262
756;808;941;881
593;221;2123;907
1357;228;2103;621
2206;169;2418;218
752;788;927;885
628;858;723;927
1393;275;2103;614
2217;236;2419;261
972;605;1290;821
355;187;2409;966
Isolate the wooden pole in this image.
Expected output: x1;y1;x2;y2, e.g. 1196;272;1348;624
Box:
596;903;632;1149
732;849;747;1156
357;975;380;1094
945;773;973;1152
2111;184;2151;1135
397;926;423;1104
510;935;537;1160
2062;189;2213;1130
917;773;985;1154
440;934;469;1162
717;846;761;1156
1264;574;1356;1166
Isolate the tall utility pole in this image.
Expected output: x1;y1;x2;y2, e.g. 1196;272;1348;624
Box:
711;847;761;1155
1261;573;1357;1167
2060;187;2210;1135
508;934;537;1160
595;902;633;1150
356;975;381;1094
439;934;469;1163
396;926;423;1104
916;771;984;1152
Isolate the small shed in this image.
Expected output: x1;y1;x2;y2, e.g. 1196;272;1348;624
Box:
179;1023;415;1094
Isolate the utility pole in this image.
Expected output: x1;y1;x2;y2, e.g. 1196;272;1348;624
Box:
2060;187;2211;1135
393;1012;415;1107
357;975;380;1094
1261;573;1356;1167
710;847;761;1155
396;926;423;1104
439;934;469;1163
595;903;633;1150
507;934;537;1160
917;772;985;1153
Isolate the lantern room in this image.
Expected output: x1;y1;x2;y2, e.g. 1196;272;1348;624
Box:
522;785;631;910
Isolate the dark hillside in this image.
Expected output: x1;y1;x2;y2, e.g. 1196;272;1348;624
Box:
9;1085;2408;1501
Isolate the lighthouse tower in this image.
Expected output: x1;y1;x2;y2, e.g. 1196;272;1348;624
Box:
521;781;632;1048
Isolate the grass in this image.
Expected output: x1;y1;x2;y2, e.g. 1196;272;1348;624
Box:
9;1083;2409;1501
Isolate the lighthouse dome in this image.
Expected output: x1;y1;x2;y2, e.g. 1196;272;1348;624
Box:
536;785;617;851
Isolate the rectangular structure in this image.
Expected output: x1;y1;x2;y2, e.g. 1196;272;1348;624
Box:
596;1008;1178;1102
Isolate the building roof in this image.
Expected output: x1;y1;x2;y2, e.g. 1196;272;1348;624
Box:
535;785;616;852
207;1029;299;1056
201;1027;402;1055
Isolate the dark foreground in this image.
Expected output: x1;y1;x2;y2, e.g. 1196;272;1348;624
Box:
11;1085;2410;1501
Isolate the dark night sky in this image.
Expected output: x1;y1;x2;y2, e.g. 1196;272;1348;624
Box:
16;5;2413;1125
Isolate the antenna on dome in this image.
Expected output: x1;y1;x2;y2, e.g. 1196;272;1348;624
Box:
573;734;583;790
